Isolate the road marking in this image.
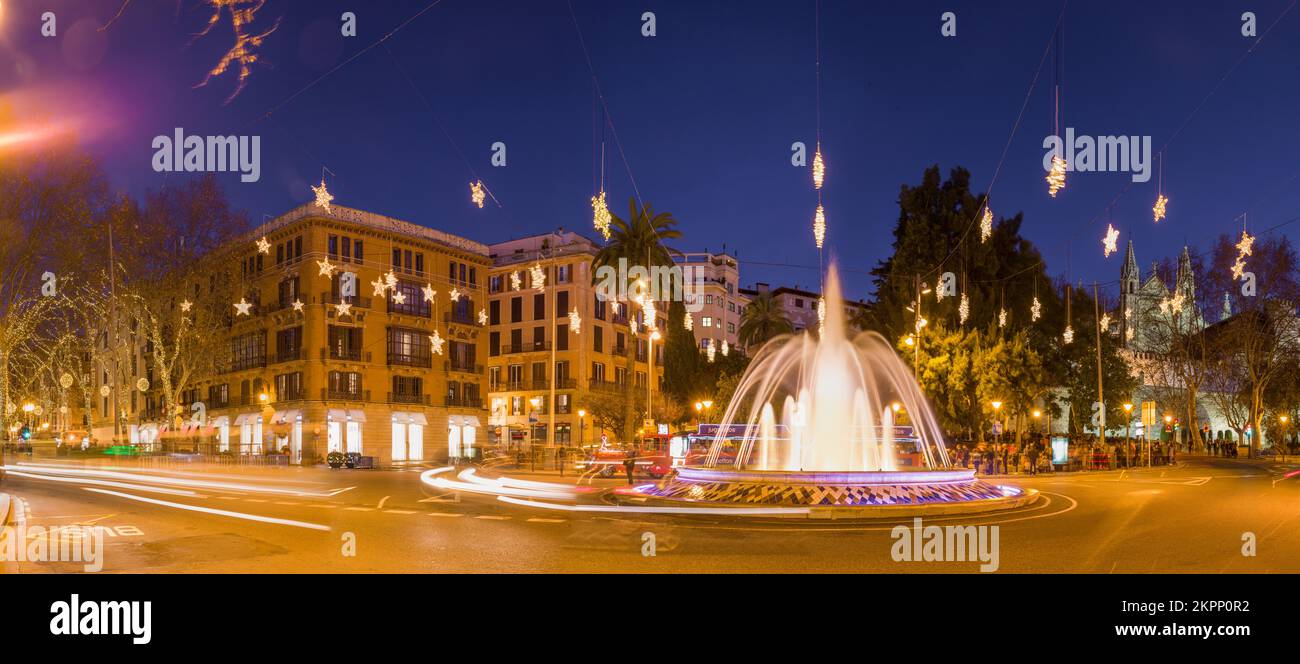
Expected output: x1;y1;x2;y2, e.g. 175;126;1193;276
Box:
475;515;511;520
344;506;375;511
427;512;464;518
306;504;338;509
215;496;239;500
273;501;301;505
419;496;459;503
377;496;391;509
383;509;417;514
244;499;269;503
527;518;567;523
81;488;331;531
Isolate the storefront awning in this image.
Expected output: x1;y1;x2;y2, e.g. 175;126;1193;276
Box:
271;409;302;424
327;408;366;422
409;413;428;426
211;415;229;427
462;415;481;428
348;409;366;423
233;413;251;425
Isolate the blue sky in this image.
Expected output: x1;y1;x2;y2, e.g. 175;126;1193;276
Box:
3;0;1299;301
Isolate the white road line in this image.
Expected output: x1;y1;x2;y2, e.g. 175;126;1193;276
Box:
344;506;375;511
4;470;201;497
273;501;301;506
475;515;511;520
427;512;464;518
527;518;567;523
81;488;331;531
383;509;417;514
377;496;391;509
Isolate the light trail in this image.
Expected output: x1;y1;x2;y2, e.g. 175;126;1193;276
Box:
4;470;201;497
81;488;332;531
496;495;812;517
4;464;344;498
419;467;580;501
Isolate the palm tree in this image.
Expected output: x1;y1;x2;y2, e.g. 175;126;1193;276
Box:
590;198;683;444
738;291;793;349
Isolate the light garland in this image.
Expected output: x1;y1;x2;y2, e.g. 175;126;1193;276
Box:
1046;155;1067;197
812;145;825;190
569;307;582;333
813;204;826;249
1062;325;1074;344
1031;296;1042;322
312;178;333;212
958;292;970;325
470;181;486;209
706;339;716;363
510;271;522;291
591;191;612;241
1153;194;1168;223
998;308;1007;328
429;331;445;355
233;298;252;316
684;311;693;331
317;258;337;277
478;309;488;325
256;236;271;254
980;206;993;243
530;263;546;292
1103;224;1120;258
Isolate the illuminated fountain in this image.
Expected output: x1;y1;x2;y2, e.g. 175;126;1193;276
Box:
628;266;1036;514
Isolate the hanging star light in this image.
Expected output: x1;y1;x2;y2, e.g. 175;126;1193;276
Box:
706;339;716;363
999;308;1007;328
569;307;582;333
1232;229;1256;280
958;292;970;325
256;236;271;254
721;340;729;357
1062;325;1074;344
422;284;436;302
180;299;193;313
292;299;304;313
391;290;406;305
1100;313;1112;332
1103;224;1120;257
1046;155;1067;197
1031;296;1042;322
980;206;993;243
478;308;488;325
449;288;461;302
510;271;522;291
591;191;612;241
1153;194;1168;223
530;263;546;292
629;317;638;334
317;258;337;277
429;331;445;355
191;0;282;105
371;278;389;297
335;301;352;317
312;178;333;212
812;144;826;190
470;181;486;209
813;204;826;249
641;297;657;331
1231;258;1247;280
684;311;694;331
233;298;252;316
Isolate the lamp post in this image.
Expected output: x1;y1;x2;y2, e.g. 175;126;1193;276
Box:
1162;414;1172;468
1123;403;1133;466
1279;414;1289;463
577;409;586;451
991;401;1003;446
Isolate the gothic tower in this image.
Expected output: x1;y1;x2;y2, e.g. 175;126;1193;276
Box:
1119;240;1139;346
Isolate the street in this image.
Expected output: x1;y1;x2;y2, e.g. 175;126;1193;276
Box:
3;454;1297;573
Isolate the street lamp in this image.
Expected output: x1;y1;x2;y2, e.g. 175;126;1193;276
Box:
991;401;1003;445
1123;403;1134;467
1279;414;1289;463
577;409;586;449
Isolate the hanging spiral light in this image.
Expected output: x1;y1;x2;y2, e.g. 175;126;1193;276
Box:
1046;155;1067;197
958;292;970;325
812;144;825;190
1153;194;1168;223
470;180;486;208
813;204;826;249
980;205;993;243
1031;296;1042;322
591;190;611;240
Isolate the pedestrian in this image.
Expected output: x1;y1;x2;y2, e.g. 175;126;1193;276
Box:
1027;443;1039;476
623;450;636;484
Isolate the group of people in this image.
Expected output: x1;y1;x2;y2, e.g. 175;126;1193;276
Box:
948;434;1178;475
950;437;1052;475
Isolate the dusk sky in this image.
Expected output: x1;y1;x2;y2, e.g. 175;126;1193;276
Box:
3;0;1299;301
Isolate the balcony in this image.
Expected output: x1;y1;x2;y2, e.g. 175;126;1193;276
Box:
445;396;484;408
270;348;303;364
589;379;623;393
501;342;551;355
388;392;430;405
612;345;627;356
322;348;371;363
320;291;372;310
388;300;431;318
388;353;433;368
555;377;577;390
445;311;481;327
445;360;483;374
528;379;549;390
323;388;369;402
225;356;267;373
277;388;305;402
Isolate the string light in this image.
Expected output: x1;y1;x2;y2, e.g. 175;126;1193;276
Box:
1046;155;1067;197
317;258;337;277
684;311;693;331
255;236;271;254
1099;313;1111;332
980;206;993;243
998;308;1007;328
478;308;488;325
813;204;826;249
429;331;445;355
510;271;522;291
812;144;825;190
335;301;352;317
1103;224;1120;257
312;178;333;212
591;191;611;241
569;307;582;333
1062;325;1074;344
470;181;486;208
1153;194;1168;223
1031;296;1042;322
958;292;969;325
706;339;716;363
233;298;252;316
530;263;546;292
935;277;945;301
817;298;826;335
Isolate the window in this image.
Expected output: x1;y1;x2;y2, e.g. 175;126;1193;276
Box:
702;317;713;328
533;293;545;320
490;275;503;293
341;236;351;261
415;253;424;274
593;325;603;353
795;298;804;308
556;290;569;314
275;327;302;361
392;376;423;401
230;332;266;371
593;296;607;320
557;264;571;283
328;371;361;398
728;322;735;334
275;372;303;401
591;362;605;382
469;267;477;286
508;364;523;390
532;326;545;350
511;297;522;323
354;240;363;261
389;281;430;317
328;326;363;360
278;277;299;307
490;300;501;325
387;327;431;367
208;384;229;408
328;235;339;256
489;331;500;357
556;324;569;351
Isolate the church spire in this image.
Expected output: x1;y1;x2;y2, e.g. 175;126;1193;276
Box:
1175;245;1195;300
1121;239;1139;280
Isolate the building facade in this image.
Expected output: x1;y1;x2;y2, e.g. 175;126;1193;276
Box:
89;203;491;466
739;282;869;337
675;251;747;353
485;231;663;450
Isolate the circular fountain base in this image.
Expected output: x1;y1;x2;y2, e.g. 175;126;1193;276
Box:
619;466;1038;517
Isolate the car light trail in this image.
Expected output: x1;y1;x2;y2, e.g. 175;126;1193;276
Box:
6;463;345;497
81;488;332;531
4;469;201;497
496;495;812;516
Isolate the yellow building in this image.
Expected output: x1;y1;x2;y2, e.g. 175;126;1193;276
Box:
107;203;491;466
485;231;663;451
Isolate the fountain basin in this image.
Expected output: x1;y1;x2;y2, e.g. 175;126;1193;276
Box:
620;465;1039;516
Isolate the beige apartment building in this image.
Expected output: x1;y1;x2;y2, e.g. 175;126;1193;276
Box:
675;251;747;353
90;203;491;466
485;231;664;450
